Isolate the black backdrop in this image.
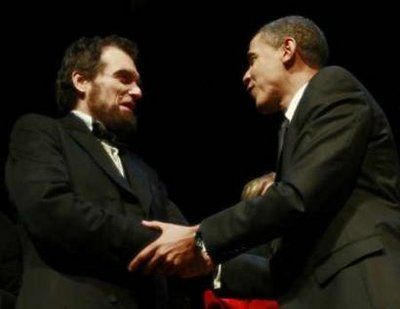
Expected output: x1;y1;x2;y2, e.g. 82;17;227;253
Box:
2;0;399;222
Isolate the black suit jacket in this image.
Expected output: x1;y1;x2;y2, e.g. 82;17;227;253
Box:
5;113;187;309
0;212;21;309
202;66;400;308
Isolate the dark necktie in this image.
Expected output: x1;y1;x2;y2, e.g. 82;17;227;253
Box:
92;121;128;177
92;121;118;146
270;117;290;254
277;117;290;160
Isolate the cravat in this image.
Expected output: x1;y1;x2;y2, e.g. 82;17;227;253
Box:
92;121;125;177
277;117;290;160
92;121;118;146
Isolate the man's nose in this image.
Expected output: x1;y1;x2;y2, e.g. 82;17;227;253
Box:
242;69;251;86
129;83;142;99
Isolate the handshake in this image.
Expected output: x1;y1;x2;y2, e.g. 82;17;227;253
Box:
128;172;276;278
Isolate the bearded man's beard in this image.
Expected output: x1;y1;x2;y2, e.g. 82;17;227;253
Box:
88;90;137;142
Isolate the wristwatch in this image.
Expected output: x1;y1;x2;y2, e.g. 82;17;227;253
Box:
195;231;207;252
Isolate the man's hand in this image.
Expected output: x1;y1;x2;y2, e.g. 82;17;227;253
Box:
241;172;276;200
177;250;214;278
128;221;214;277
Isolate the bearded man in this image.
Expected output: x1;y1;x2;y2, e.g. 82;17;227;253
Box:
5;35;192;309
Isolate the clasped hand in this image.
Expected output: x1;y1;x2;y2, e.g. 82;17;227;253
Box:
128;221;214;278
241;172;276;200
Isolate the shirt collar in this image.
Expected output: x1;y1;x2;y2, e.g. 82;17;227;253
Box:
284;82;308;122
71;110;94;131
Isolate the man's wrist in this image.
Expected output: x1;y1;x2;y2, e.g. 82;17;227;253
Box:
195;231;207;252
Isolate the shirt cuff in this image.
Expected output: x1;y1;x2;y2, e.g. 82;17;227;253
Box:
213;264;222;289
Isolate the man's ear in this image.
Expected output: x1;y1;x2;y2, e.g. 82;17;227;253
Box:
281;36;296;65
72;71;89;93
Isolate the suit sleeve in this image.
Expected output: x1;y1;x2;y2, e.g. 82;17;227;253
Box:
5;115;160;270
200;95;373;262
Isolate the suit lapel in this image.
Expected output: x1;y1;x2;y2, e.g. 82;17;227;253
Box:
60;114;137;197
276;67;344;179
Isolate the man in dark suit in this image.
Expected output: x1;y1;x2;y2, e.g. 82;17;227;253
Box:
5;35;192;308
128;16;400;308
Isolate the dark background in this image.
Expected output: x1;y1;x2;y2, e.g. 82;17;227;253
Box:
2;0;399;223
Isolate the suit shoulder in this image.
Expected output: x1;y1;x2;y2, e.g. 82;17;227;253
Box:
12;113;58;131
9;114;63;145
320;65;351;76
315;66;365;90
306;66;369;105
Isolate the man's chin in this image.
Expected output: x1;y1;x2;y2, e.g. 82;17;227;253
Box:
119;108;134;118
101;113;137;142
256;101;281;115
113;116;137;133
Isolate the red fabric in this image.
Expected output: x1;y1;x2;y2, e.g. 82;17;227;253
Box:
204;290;279;309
